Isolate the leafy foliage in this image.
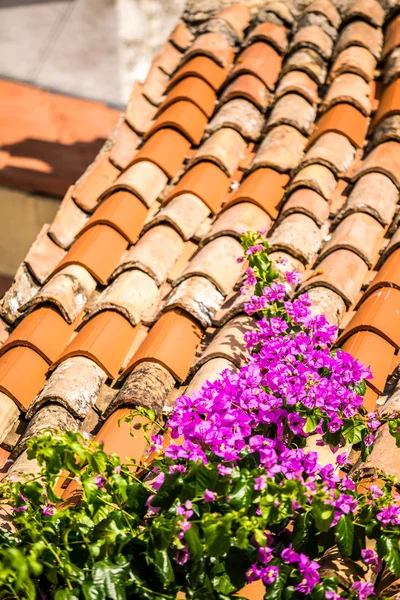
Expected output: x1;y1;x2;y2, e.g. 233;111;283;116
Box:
0;231;399;600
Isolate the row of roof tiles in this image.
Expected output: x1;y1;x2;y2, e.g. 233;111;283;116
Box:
0;1;400;531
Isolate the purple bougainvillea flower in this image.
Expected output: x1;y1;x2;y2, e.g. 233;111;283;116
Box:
203;490;216;503
93;475;105;489
42;506;56;516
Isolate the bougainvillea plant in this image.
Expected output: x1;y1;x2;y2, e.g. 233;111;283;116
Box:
1;231;400;600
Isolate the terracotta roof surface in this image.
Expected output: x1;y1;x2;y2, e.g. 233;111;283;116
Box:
2;0;400;521
0;80;119;197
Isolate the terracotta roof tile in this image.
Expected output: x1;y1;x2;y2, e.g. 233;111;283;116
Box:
176;235;243;296
142;64;169;105
282;48;327;84
231;42;282;90
307;286;346;326
221;73;271;112
94;408;150;463
204;202;272;243
370;114;400;148
155;41;183;76
289;164;337;199
24;225;66;284
269;213;322;264
335;21;382;59
113;225;184;286
320;212;383;267
190;128;247;175
343;0;384;28
105;161;168;208
251;125;308;173
166;276;224;328
323;73;372;115
0;391;20;444
364;248;400;299
146;100;208;145
186;356;236;395
0;347;49;411
338;173;398;227
12;405;79;462
129;128;191;179
211;4;251;40
383;47;400;86
0;306;73;364
245;21;288;54
165;162;230;214
85;269;159;327
192;314;255;371
290;25;333;59
125;83;157;135
168;56;229;91
109;121;140;171
184;31;234;67
48;188;89;250
310;103;368;149
55;224;129;285
28;357;106;420
304;0;340;28
169;21;194;51
352;140;400;188
20;265;96;324
382;14;400;60
206;98;264;140
226;168;289;218
124;308;203;382
72;153;120;213
102;363;171;420
371;77;400;131
329;46;376;82
160;76;217;117
148;193;210;241
55;310;139;379
340;288;400;349
260;2;294;26
275;70;319;104
82;191;148;244
301;249;369;307
303;131;356;175
281;188;329;225
267;93;316;134
0;266;40;325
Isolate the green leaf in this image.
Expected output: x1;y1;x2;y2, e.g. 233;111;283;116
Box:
224;547;253;589
377;535;400;577
202;515;232;557
342;419;365;445
389;420;400;448
312;501;335;533
125;482;149;515
304;413;319;434
228;477;253;510
151;472;183;509
88;450;107;474
91;558;131;600
335;514;354;557
150;549;175;587
54;591;79;600
20;481;44;505
185;524;203;563
82;582;106;600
